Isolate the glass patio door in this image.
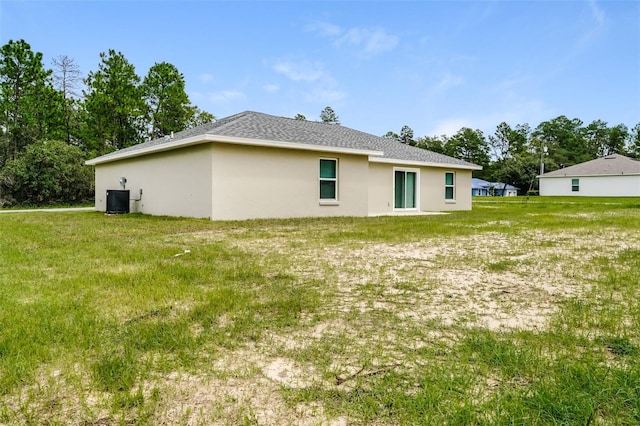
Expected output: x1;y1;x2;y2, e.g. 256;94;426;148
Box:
394;170;416;209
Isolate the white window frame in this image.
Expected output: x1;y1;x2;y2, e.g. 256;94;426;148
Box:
393;167;420;211
571;178;580;192
445;171;456;202
319;157;339;204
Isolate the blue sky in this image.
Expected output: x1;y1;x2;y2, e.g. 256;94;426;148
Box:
1;0;638;138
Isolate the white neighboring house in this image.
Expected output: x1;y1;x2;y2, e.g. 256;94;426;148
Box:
539;154;640;196
86;111;482;220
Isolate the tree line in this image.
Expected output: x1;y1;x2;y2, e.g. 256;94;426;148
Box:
2;38;638;205
0;39;213;206
385;117;640;193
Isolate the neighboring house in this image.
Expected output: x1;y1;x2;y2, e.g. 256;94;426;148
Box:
539;154;640;196
86;111;481;220
493;183;519;197
472;178;519;196
472;178;490;197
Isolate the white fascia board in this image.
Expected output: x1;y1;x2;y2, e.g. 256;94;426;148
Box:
86;134;383;165
85;135;208;165
538;173;640;178
369;156;482;171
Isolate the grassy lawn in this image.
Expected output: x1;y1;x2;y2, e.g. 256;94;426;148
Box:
0;197;639;424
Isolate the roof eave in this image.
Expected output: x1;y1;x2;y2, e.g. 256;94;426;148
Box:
369;156;482;170
86;134;384;165
85;134;209;165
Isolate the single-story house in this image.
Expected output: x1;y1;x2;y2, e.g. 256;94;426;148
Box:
472;178;519;196
86;111;481;220
539;154;640;197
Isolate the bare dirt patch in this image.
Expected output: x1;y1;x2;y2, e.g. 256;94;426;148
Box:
227;228;637;333
147;347;337;425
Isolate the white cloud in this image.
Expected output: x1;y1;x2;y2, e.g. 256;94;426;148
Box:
272;59;325;82
306;21;341;37
427;96;549;138
577;0;607;49
198;73;215;84
262;83;279;93
337;27;399;56
434;72;464;92
589;0;606;26
269;57;345;106
303;87;346;104
309;22;399;58
207;90;245;103
489;75;552;125
430;119;471;137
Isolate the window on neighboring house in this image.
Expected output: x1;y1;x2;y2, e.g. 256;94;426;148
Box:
572;178;579;192
394;169;417;209
319;158;338;200
445;172;455;200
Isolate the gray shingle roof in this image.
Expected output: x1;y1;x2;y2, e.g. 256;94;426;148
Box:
87;111;480;168
541;154;640;177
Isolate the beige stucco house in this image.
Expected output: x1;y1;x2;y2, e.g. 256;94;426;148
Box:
86;111;481;220
539;154;640;197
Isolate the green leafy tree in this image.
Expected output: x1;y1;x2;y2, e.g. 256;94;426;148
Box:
187;107;215;128
0;39;56;163
32;82;65;144
383;131;400;142
320;106;339;125
444;127;490;171
0;139;93;205
400;125;415;145
533;116;588;169
383;125;415;145
488;122;529;160
486;122;533;190
142;62;193;139
415;135;447;154
83;50;146;154
607;124;629;156
500;153;540;194
485;122;539;193
583;119;610;157
628;123;640;159
294;113;306;120
583;120;628;157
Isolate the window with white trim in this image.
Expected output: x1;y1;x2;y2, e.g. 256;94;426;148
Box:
571;178;579;192
319;158;338;200
445;172;455;200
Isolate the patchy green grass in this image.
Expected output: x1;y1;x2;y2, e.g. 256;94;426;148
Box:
0;197;639;424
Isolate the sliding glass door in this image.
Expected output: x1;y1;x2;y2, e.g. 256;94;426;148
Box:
394;170;417;209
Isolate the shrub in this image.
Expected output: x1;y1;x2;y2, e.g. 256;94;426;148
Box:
0;140;93;206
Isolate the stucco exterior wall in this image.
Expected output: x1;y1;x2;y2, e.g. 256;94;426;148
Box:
93;142;476;220
210;144;369;220
367;162;394;215
368;163;473;214
540;175;640;196
94;144;213;218
421;168;473;211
